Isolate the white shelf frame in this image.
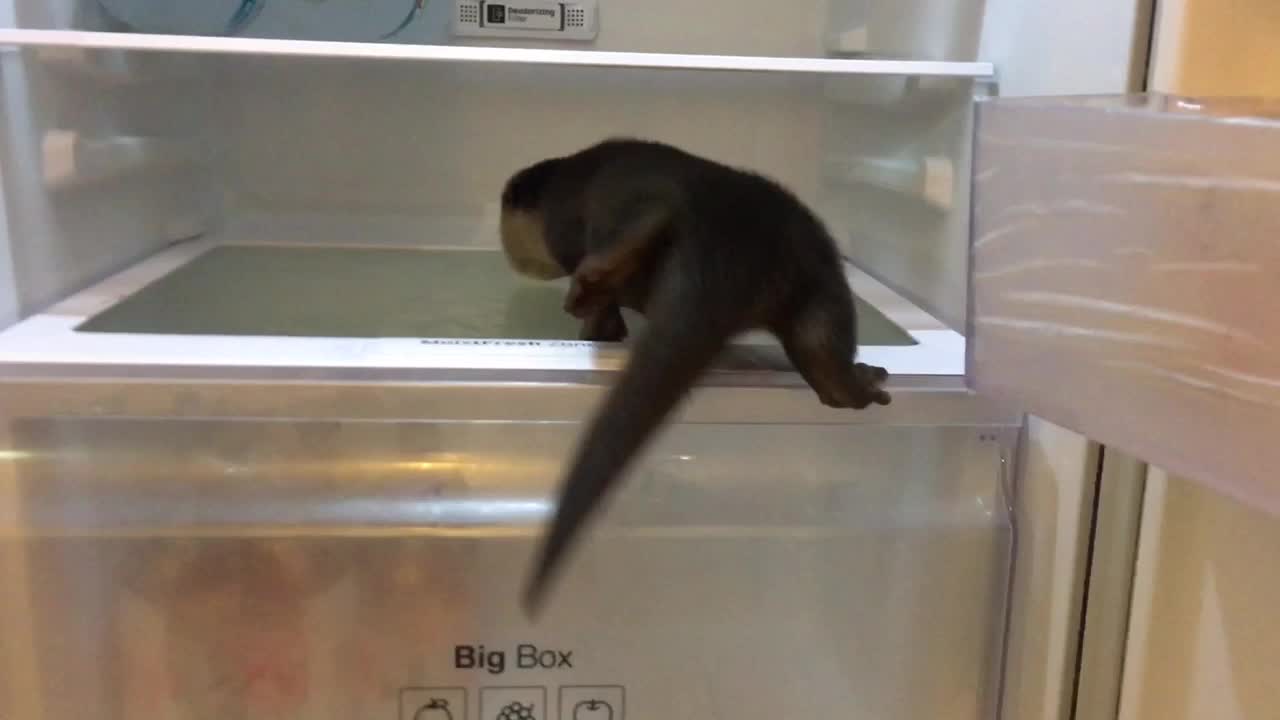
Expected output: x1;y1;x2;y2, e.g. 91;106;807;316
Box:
0;236;965;378
0;28;995;77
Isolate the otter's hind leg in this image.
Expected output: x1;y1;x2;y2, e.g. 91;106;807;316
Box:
564;202;672;319
776;292;890;409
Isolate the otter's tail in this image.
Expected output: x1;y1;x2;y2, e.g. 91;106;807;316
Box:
522;305;730;617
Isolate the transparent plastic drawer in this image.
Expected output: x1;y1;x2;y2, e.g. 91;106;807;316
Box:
0;413;1013;720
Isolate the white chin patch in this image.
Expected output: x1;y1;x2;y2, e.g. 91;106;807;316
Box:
500;210;566;280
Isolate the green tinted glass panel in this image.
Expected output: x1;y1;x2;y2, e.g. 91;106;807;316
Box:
78;245;916;345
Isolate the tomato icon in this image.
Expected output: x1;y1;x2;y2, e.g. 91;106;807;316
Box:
573;699;614;720
415;698;454;720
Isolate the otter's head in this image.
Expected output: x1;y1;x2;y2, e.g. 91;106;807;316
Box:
499;158;568;280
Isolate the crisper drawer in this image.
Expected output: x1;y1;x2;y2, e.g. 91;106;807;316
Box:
1;407;1013;720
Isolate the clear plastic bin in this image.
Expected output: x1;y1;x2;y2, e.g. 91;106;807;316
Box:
1;414;1012;720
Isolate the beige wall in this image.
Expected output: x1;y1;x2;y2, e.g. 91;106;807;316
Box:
1120;472;1280;720
1150;0;1280;96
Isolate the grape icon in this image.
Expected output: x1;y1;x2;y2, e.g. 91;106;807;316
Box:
496;701;537;720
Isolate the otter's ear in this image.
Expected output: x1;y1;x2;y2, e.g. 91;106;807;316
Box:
501;158;559;210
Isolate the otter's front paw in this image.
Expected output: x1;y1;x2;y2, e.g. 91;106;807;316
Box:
579;306;628;342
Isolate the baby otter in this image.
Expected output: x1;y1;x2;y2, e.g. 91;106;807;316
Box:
500;138;891;616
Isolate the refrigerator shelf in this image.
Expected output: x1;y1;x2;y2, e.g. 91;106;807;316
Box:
0;237;966;380
0;28;996;78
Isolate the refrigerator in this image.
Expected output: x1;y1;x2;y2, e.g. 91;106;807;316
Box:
2;1;1275;719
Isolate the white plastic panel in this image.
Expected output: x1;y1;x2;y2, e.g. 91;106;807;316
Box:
0;36;218;322
819;76;976;330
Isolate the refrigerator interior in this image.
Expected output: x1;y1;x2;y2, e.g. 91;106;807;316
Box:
0;39;983;374
0;2;1020;719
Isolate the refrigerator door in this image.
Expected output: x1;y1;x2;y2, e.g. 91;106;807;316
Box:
968;93;1280;514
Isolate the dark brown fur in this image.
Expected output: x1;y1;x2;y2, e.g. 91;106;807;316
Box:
500;138;891;616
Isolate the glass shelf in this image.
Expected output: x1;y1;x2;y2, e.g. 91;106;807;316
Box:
0;232;992;426
0;237;967;385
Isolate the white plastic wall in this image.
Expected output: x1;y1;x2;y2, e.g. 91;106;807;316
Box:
0;49;217;321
